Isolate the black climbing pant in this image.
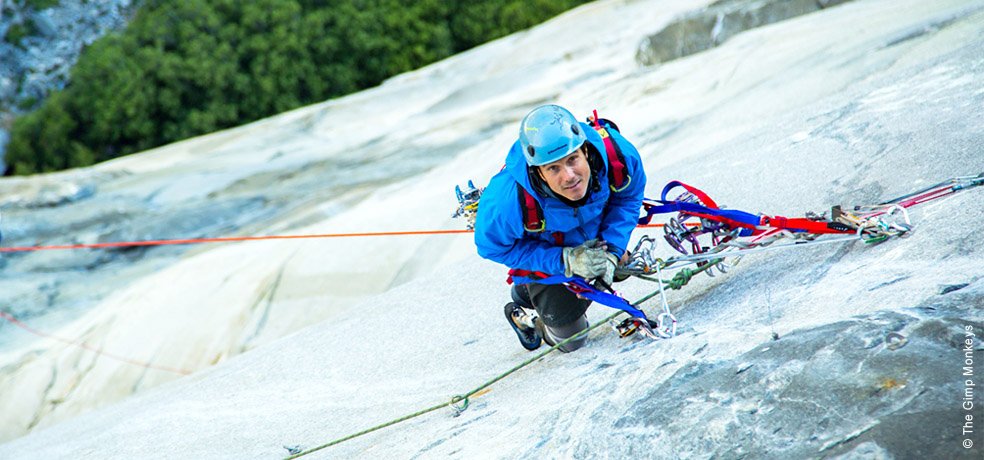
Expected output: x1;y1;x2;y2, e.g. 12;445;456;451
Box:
511;283;590;352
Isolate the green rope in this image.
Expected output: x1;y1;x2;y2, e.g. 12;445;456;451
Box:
863;234;889;244
667;268;694;290
285;260;722;458
285;304;638;459
638;258;723;290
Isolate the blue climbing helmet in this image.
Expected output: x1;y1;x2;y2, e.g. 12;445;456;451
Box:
519;105;588;166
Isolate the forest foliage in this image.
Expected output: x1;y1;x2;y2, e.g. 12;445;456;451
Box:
6;0;590;175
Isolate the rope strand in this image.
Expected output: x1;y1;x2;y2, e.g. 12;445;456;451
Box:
0;224;674;254
0;311;192;375
284;307;633;459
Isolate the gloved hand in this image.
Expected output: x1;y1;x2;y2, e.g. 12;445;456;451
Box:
563;239;617;284
599;251;618;287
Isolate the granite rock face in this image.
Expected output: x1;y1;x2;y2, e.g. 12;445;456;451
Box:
0;0;133;106
636;0;856;66
0;0;134;171
608;284;983;459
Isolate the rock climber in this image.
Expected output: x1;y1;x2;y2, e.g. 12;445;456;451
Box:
474;104;646;352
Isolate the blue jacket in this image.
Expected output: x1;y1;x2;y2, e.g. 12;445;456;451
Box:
474;122;646;281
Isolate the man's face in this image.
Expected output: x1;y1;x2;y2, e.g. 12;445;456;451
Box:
538;147;590;201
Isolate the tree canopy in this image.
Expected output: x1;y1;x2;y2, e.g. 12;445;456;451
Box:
6;0;590;175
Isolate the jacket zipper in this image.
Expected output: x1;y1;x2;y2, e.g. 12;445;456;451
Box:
574;207;589;241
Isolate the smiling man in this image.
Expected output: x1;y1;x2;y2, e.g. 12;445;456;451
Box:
475;104;646;352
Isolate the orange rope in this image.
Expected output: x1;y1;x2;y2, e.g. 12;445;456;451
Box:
0;311;192;375
0;223;680;253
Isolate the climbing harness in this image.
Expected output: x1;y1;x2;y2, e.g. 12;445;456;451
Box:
504;269;652;322
586;111;631;193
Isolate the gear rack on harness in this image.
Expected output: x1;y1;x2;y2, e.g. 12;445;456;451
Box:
621;173;983;278
452;180;483;230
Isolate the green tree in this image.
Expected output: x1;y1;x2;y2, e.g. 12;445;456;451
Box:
6;91;77;174
5;0;593;175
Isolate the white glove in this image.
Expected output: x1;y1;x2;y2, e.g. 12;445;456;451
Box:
599;252;617;287
563;239;615;282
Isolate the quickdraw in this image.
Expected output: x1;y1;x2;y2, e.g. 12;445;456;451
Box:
612;261;677;339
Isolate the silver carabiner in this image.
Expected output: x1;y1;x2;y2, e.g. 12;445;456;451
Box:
656;312;677;338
